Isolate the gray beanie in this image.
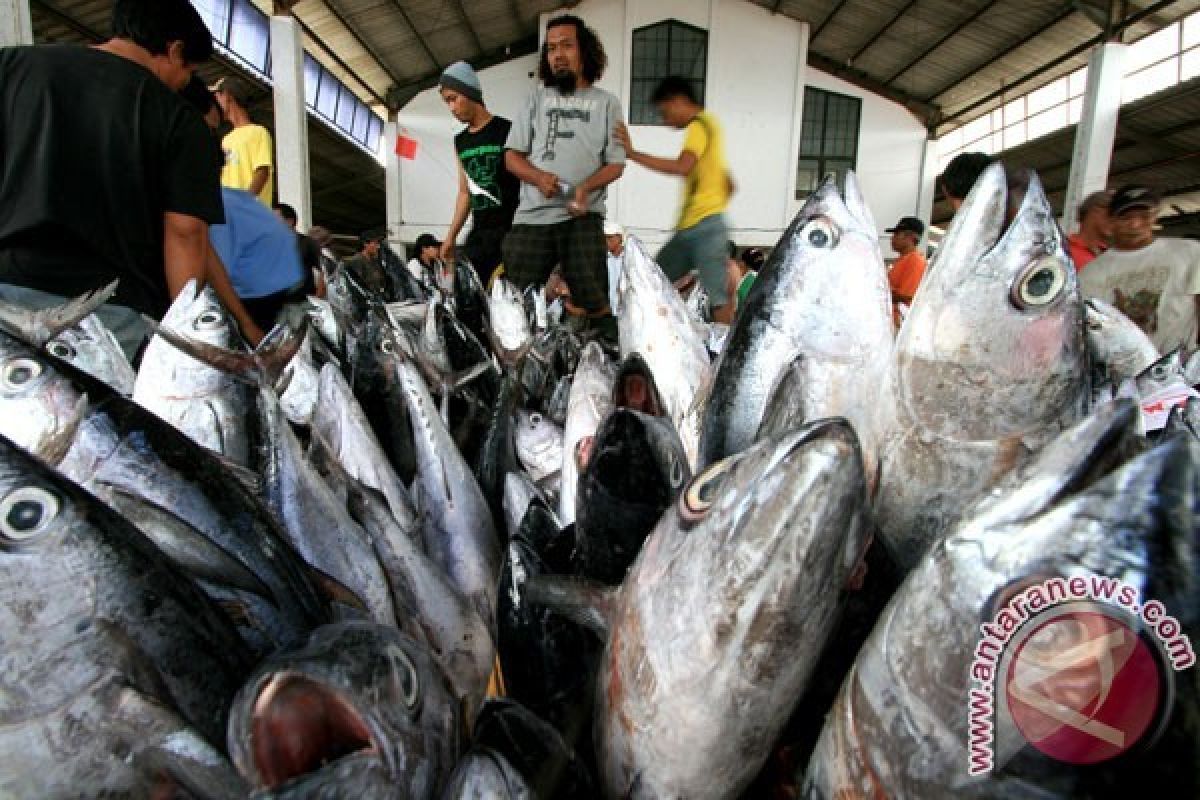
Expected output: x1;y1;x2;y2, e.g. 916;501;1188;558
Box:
439;60;483;105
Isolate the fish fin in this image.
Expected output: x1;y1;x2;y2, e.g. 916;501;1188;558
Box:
98;484;276;602
0;280;118;346
141;316;307;388
451;360;495;393
525;574;615;638
40;391;89;467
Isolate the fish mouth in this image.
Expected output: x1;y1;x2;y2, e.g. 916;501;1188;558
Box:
251;672;380;790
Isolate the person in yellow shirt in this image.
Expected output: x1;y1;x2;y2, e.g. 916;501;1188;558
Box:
617;76;735;323
210;76;274;205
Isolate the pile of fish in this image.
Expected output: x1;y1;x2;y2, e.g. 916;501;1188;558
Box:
0;162;1197;799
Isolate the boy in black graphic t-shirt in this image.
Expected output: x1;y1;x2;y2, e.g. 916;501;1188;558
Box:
438;61;520;282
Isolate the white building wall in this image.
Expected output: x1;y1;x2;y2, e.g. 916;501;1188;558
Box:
391;0;928;257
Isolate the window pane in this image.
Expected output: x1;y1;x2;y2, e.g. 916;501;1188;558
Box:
938;128;963;154
1068;96;1083;124
304;54;320;106
228;0;269;73
353;104;371;143
960;115;991;147
316;69;338;119
795;158;820;199
1026;105;1067;140
1183;47;1200;82
630;21;709;126
191;0;231;43
1122;57;1179;103
1124;23;1179;75
1003;122;1026;150
1185;11;1200;50
336;85;357;131
368;116;383;152
1068;67;1089;97
1003;97;1024;127
1026;78;1067;115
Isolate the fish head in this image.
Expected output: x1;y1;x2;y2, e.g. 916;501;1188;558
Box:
228;621;460;795
45;316;136;396
0;329;88;465
157;280;236;350
584;409;690;509
488;278;532;360
612;353;667;417
895;164;1085;442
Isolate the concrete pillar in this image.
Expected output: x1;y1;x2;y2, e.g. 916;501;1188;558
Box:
916;137;939;245
1062;42;1126;233
384;115;403;247
1;0;33;47
269;13;312;230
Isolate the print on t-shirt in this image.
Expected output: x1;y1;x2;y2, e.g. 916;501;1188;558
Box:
540;96;596;161
459;144;504;212
1114;287;1161;335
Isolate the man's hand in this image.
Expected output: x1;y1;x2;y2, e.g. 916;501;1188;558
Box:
439;240;456;263
614;122;634;157
535;170;560;199
568;185;589;217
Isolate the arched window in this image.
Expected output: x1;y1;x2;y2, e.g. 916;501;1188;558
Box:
630;20;708;125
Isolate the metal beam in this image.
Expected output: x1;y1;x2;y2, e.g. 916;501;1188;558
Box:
390;0;441;72
849;0;917;65
772;0;785;13
884;0;1000;86
811;0;850;43
30;0;99;41
808;51;942;129
318;0;401;92
449;0;484;52
935;0;1181;129
924;4;1079;104
388;33;538;110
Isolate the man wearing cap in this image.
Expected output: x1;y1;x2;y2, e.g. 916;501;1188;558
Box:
0;0;244;360
1067;190;1113;272
604;219;624;314
408;233;448;293
212;76;274;206
1080;185;1200;354
439;61;520;283
886;216;927;323
343;229;389;297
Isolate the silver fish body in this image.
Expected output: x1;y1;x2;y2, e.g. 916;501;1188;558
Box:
617;236;712;468
560;341;616;526
488;277;532;367
595;419;871;799
441;750;535;800
1085;296;1160;383
515;409;564;486
46;314;137;396
873;165;1088;571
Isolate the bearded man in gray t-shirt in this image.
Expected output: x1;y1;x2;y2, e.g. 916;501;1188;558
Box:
503;14;625;342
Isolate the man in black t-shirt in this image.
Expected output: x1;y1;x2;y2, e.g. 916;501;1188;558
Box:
438;61;520;283
0;0;257;360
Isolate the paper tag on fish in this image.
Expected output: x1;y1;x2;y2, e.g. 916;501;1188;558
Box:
1140;382;1200;431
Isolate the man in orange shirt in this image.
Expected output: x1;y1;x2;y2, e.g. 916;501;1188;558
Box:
886;216;926;325
1067;190;1112;272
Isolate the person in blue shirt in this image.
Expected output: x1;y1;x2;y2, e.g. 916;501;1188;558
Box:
208;187;306;331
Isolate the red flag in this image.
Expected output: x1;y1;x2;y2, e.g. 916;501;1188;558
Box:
395;134;418;160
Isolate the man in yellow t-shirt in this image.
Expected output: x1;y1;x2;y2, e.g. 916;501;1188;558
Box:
210;76;274;206
617;76;734;322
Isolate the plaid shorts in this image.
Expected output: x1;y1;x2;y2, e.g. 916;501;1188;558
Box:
502;214;609;312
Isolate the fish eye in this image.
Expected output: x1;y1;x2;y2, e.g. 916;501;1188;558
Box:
47;341;76;360
529;413;542;427
0;486;59;543
800;217;839;250
3;358;44;391
678;458;733;524
193;310;225;331
1153;364;1169;381
386;644;420;709
380;338;395;355
1011;258;1067;310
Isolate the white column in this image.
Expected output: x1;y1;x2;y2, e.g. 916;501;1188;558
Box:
1062;42;1126;233
384;116;403;247
269;13;312;230
1;0;33;47
916;137;939;245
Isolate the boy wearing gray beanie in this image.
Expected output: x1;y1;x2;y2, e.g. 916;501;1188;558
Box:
439;60;519;281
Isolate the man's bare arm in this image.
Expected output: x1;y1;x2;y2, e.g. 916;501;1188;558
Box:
163;211;210;299
442;166;472;261
570;163;626;214
615;123;697;176
248;166;270;198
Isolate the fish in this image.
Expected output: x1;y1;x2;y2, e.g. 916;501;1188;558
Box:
537;419;871;798
453;258;490;346
228;622;461;797
1135;348;1186;398
524;285;549;335
574;409;690;585
699;173;893;478
349;306;418;484
311;362;415;529
545;373;572;426
754;355;807;440
258;383;396;626
802;401;1199;798
1085;296;1160;383
0;329;328;657
515;409;564;487
0;280;137;395
278;331;321;426
471;698;599;799
0;433;253;794
399;357;502;633
872;164;1088;572
307;295;346;356
560;341;616;526
612;352;668;417
488;277;533;367
617;236;712;468
475;371;522;528
348;484;495;723
503;470;557;542
683;281;711;326
250;752;398;799
441;749;535;800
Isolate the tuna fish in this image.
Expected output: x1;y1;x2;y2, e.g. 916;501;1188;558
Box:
1085;297;1160;383
488;278;533;367
559;341;616;526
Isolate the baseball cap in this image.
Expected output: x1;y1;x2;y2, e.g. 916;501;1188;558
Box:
415;233;441;250
1109;185;1161;216
885;216;925;236
603;219;624;237
360;227;387;246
